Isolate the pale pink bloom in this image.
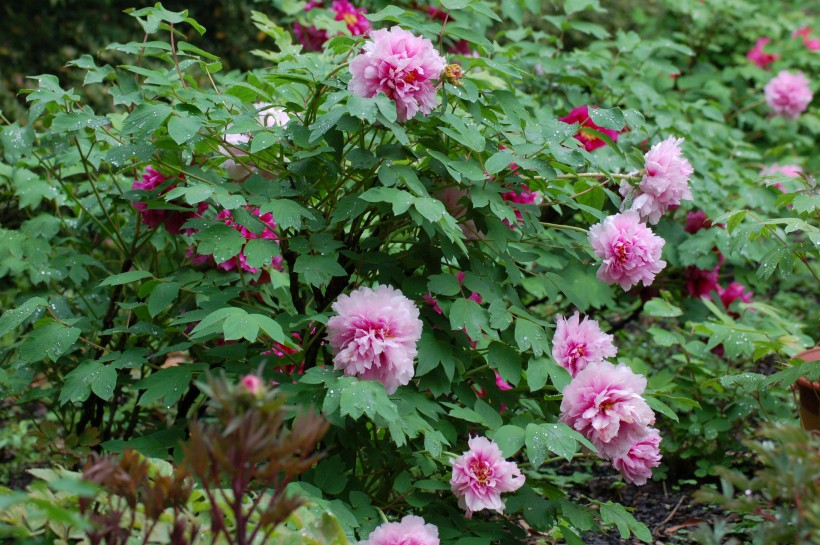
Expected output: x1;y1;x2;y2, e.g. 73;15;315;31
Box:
348;26;446;122
746;37;779;68
327;285;423;394
551;312;617;377
604;426;662;486
332;0;371;36
764;71;814;120
131;167;207;234
240;374;263;395
588;211;667;290
559;361;655;446
621;136;693;224
559;105;620;152
362;515;439;545
450;436;525;517
760;163;803;193
222;103;290;181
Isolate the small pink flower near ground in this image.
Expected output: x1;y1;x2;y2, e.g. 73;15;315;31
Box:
559;361;655;446
760;163;803;193
588;211;667;291
327;285;423;394
559;105;621;152
450;435;525;517
551;312;617;377
348;26;447;122
606;427;663;485
746;37;779;68
764;70;814;120
221;103;290;181
362;515;439;545
240;374;263;395
332;0;371;36
621;136;694;224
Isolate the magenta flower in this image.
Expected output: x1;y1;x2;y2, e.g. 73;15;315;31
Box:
793;27;820;51
746;37;779;68
760;163;803;193
588;211;667;291
685;265;720;299
764;71;814;120
348;26;446;122
551;312;617;377
621;136;693;224
362;515;439;545
494;370;513;391
221;103;289;181
131;167;207;234
559;361;655;446
327;285;423;394
332;0;371;36
240;375;263;395
208;207;283;275
559;105;621;152
608;427;662;485
450;436;525;517
684;210;712;234
718;282;753;310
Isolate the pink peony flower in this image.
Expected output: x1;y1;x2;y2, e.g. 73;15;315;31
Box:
607;427;662;486
332;0;371;36
793;27;820;51
621;136;694;224
746;37;779;68
718;281;753;310
559;105;621;152
551;312;617;377
450;435;525;517
240;374;263;395
327;285;423;394
222;103;290;181
208;207;283;275
131;167;207;234
764;71;814;120
685;265;721;299
559;361;655;446
362;515;439;545
348;26;446;123
588;211;667;290
760;163;803;193
494;370;513;391
684;210;712;234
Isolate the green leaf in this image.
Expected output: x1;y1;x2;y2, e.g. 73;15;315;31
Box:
122;103;173;136
347;95;378;124
260;199;315;230
474;398;503;430
134;366;194;408
587;107;626;131
294;255;347;287
339;379;398;421
644;395;679;423
449;298;489;341
643;298;683;318
223;311;258;342
427;274;461;296
251;314;288;344
19;321;81;363
60;360;117;404
515;320;550;357
147;282;179;317
99;270;154;287
599;502;652;542
492;425;525;457
243;239;280;269
413;197;447;223
0;297;47;336
487;342;522;386
196;224;245;264
485;150;513;174
525;422;591;466
167;114;201;144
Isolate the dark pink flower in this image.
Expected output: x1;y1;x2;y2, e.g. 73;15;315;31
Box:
684;210;712;234
685;265;720;299
131;166;207;234
559;105;620;152
588;211;667;290
362;515;439;545
551;312;617;377
332;0;371;36
349;26;446;122
793;27;820;51
746;37;779;68
450;436;525;516
718;282;753;310
494;371;513;391
327;285;423;394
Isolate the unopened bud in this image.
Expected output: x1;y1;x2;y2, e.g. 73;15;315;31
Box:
240;374;263;395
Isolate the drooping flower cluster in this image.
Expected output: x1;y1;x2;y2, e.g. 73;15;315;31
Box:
327;285;423;394
348;26;447;123
294;0;371;51
551;312;617;377
450;435;525;517
588;211;667;290
559;105;621;152
764;70;813;120
221;103;290;181
131;167;207;234
362;515;440;545
746;37;779;68
621;136;694;224
760;163;803;193
560;361;661;485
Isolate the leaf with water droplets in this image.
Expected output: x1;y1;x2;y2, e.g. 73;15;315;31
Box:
0;296;47;336
19;320;81;363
